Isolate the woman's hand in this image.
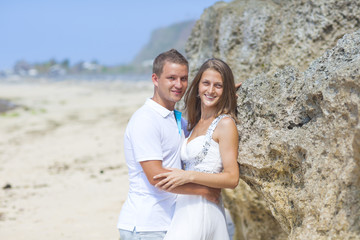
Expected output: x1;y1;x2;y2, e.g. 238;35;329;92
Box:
153;168;192;191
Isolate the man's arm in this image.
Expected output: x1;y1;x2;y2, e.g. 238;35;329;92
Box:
140;160;220;203
153;117;239;191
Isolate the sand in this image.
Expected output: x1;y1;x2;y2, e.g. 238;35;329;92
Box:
0;78;153;240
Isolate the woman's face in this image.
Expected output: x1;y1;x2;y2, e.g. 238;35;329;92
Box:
198;69;224;110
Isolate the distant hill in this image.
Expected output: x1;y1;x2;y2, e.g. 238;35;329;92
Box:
132;20;196;66
2;20;197;78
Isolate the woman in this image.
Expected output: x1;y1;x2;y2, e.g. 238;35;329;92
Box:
154;58;239;240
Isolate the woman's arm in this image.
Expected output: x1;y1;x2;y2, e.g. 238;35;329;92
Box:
140;160;221;203
154;117;239;190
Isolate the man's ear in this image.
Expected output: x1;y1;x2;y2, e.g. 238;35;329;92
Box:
152;73;159;87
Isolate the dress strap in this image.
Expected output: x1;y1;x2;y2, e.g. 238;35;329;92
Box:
194;114;230;164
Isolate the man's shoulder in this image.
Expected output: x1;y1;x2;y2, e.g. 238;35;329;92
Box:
127;104;162;132
130;103;158;122
125;104;163;143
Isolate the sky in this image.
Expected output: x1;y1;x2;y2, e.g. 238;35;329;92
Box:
0;0;230;70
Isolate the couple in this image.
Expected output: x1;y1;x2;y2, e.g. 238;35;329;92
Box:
117;49;239;240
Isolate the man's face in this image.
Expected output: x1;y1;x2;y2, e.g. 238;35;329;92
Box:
152;62;188;110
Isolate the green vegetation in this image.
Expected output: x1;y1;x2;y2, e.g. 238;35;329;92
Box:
132;20;196;65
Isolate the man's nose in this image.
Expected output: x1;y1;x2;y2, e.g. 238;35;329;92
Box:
174;78;182;88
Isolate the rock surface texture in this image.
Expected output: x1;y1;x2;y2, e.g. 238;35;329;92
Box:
186;0;360;81
186;1;360;239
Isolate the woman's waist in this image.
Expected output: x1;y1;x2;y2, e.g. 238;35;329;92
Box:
182;161;223;173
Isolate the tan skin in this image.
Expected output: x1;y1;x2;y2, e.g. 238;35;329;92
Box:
153;69;239;191
140;62;221;203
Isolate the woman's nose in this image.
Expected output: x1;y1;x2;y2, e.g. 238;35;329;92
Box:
209;85;215;93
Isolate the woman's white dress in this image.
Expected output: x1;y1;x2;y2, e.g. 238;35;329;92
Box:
164;115;230;240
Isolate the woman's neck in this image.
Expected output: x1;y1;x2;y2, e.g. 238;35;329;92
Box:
199;107;217;121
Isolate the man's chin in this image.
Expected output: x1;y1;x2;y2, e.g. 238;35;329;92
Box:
172;95;184;102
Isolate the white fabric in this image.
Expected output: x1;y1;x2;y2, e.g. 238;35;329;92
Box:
117;98;187;232
164;115;230;240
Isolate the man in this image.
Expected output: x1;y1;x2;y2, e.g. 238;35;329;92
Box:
117;49;220;239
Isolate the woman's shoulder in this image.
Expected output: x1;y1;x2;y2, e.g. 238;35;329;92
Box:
212;115;238;141
217;115;236;128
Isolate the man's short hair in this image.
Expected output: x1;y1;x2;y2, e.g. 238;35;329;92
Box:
153;49;188;77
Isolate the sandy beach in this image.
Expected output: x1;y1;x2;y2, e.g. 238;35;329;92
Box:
0;78;153;240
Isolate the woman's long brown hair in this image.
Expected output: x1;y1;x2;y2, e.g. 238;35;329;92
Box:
184;58;237;131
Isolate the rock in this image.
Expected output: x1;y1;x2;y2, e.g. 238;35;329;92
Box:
223;181;288;240
2;183;12;190
236;29;360;239
186;1;360;239
0;99;17;113
186;0;360;81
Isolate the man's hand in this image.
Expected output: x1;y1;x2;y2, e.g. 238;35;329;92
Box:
235;82;242;99
154;168;191;191
140;160;221;200
203;187;221;204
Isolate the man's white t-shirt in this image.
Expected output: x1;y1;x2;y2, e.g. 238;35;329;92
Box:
117;98;188;232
